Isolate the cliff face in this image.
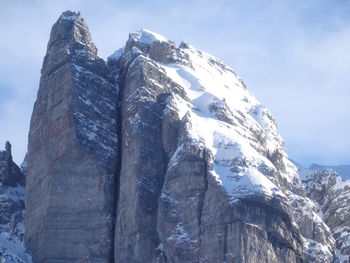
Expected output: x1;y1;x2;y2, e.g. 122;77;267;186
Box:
25;11;118;263
24;11;337;263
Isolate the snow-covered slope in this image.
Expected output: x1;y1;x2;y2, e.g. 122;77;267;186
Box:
161;42;302;198
108;28;336;262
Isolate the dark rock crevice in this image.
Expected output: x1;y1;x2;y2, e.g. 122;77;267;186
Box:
109;67;122;263
196;148;210;261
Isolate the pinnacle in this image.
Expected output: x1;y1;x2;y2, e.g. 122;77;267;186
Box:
42;10;99;76
5;141;11;155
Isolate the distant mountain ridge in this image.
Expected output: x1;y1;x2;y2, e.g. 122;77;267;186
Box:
293;160;350;180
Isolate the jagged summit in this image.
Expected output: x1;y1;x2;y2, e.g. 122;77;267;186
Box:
293;160;350;181
42;10;101;77
5;140;11;155
48;10;93;51
0;141;25;187
58;10;81;21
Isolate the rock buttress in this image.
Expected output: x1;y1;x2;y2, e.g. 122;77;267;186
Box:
25;11;118;263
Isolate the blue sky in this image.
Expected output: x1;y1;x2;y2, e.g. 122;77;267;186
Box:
0;0;349;166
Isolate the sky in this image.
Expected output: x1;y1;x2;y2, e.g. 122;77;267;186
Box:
0;0;349;166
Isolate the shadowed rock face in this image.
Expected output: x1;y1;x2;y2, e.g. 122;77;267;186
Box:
0;142;25;187
25;11;118;263
0;142;29;262
24;10;337;263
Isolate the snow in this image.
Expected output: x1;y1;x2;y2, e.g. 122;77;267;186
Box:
0;185;25;202
293;161;350;181
167;223;197;245
302;236;334;262
106;29;334;260
313;164;350;181
331;177;350;191
129;29;168;45
0;185;32;263
159;45;296;199
0;233;32;263
335;249;349;263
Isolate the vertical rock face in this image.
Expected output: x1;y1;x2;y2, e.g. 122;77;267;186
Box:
24;11;339;263
25;11;118;263
111;34;187;262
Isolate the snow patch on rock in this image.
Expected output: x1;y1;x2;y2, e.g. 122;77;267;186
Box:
129;29;168;45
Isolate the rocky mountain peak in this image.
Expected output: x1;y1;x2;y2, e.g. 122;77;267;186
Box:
107;17;332;262
58;10;80;20
41;10;100;77
0;141;12;165
51;10;94;52
0;142;24;187
5;141;11;156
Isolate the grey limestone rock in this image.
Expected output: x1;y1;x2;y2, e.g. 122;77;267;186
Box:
25;11;118;263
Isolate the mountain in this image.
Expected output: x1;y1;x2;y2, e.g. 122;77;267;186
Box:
293;161;350;181
2;10;347;262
